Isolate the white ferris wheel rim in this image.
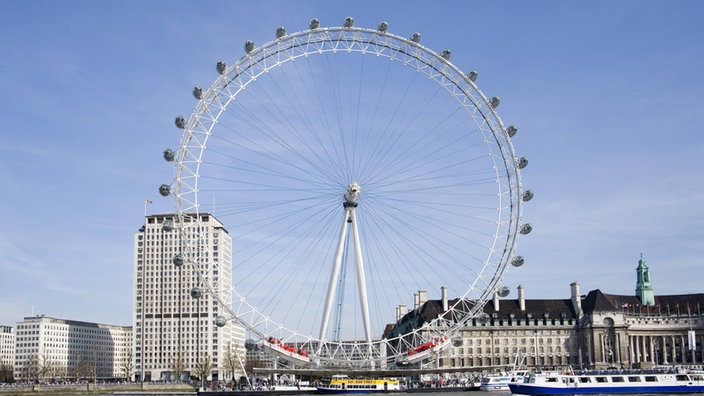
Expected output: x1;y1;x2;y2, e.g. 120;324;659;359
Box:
171;20;526;366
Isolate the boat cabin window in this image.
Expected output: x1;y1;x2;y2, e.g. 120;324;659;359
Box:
644;376;658;382
676;375;690;381
578;377;590;383
611;376;625;382
545;377;558;383
627;376;641;382
595;377;608;383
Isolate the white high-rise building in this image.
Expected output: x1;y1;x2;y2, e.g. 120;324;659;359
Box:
134;213;244;382
13;315;132;381
0;325;15;370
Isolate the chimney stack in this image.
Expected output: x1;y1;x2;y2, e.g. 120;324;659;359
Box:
418;289;427;306
441;286;448;312
518;284;526;311
571;282;583;317
493;290;500;311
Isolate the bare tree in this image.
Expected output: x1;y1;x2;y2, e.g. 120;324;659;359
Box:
22;356;40;383
39;354;54;381
76;352;93;381
171;352;186;381
223;342;242;383
0;364;13;383
193;353;213;390
120;348;134;381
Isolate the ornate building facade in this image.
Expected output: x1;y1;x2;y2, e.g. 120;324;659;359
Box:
387;256;703;371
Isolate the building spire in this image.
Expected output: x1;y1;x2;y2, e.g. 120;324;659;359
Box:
635;253;655;306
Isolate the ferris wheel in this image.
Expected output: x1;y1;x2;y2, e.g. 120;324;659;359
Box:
161;17;532;368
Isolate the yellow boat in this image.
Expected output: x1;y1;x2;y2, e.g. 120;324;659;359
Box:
317;375;402;394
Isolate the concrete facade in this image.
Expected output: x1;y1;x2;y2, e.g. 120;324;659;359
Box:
134;213;245;382
0;325;15;370
12;315;132;381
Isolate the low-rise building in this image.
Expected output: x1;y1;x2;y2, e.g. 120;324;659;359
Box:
13;315;132;381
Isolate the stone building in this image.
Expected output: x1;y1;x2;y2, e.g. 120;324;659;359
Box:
386;255;703;371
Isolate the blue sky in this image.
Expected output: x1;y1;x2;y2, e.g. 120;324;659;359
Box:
1;0;703;328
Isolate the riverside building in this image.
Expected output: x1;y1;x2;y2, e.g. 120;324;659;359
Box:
387;255;703;371
12;315;132;381
134;213;245;382
0;325;15;372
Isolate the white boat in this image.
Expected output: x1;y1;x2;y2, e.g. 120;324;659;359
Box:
317;375;402;394
508;369;704;395
479;370;528;391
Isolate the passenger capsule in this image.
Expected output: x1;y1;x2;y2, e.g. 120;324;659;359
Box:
190;287;203;299
216;60;227;75
410;32;421;43
441;49;451;60
172;254;183;267
244;40;255;54
215;316;227;327
520;223;533;235
159;184;171;197
522;190;534;202
498;286;510;297
517;157;529;169
378;21;389;33
310;18;320;29
344;17;354;28
478;313;490;324
163;148;175;162
467;70;478;82
507;125;518;137
511;256;525;267
174;115;186;129
490;96;500;109
193;85;203;100
276;26;286;39
162;219;174;232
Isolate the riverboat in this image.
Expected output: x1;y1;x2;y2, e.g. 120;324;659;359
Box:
508;369;704;395
317;375;402;394
479;370;528;391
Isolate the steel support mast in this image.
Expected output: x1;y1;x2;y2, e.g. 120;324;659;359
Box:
319;183;372;348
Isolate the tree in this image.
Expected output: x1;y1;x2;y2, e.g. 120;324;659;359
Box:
171;352;186;381
39;354;54;381
76;352;93;381
120;348;134;381
223;342;244;384
193;353;213;390
22;356;40;383
0;364;13;383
